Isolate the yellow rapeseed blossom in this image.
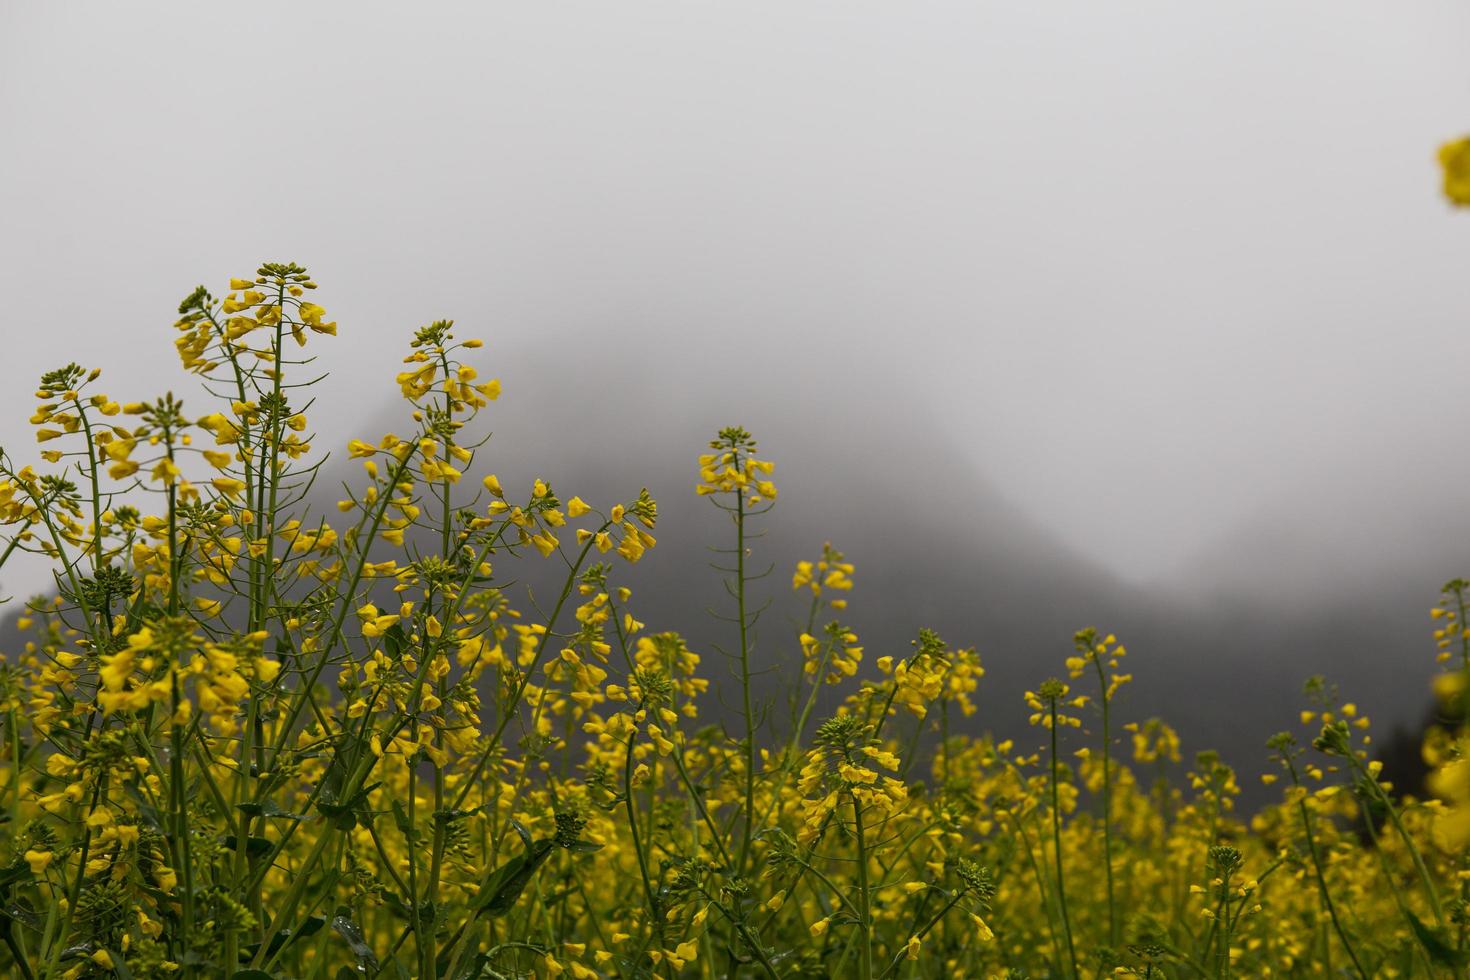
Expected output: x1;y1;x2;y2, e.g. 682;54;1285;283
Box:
1440;135;1470;206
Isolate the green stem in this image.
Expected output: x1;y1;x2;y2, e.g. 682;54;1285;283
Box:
1049;701;1078;980
1284;754;1367;978
1091;657;1117;945
623;725;664;948
734;489;757;874
853;793;873;980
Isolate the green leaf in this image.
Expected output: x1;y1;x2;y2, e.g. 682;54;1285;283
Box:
450;952;492;980
2;900;42;930
237;800;303;821
316;755;355;828
383;622;409;660
348;782;382;808
223;835;275;860
381;892;412;921
238;916;326;962
102;949;134;980
321;755;345;798
316;801;357;831
476;839;555;918
0;863;33;893
316;772;378;831
391;799;415;841
330;912;380;973
231;971;279;980
1408;910;1469;966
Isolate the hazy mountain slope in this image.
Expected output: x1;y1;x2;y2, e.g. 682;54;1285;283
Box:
0;334;1452;806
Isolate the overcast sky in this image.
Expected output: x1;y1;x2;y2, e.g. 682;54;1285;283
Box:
2;2;1470;607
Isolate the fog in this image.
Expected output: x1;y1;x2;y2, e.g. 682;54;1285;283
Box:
3;2;1469;779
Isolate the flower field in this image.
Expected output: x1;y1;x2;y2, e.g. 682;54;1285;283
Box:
3;224;1470;978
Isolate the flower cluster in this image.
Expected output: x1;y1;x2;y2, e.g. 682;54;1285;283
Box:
695;426;776;502
1440;136;1470;207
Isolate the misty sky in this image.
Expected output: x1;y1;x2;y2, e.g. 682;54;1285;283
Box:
3;2;1470;609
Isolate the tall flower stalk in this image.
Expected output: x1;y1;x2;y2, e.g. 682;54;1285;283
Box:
697;427;776;874
1067;627;1131;946
1027;679;1079;979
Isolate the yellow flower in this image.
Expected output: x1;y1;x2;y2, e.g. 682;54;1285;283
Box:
151;458;181;487
1440;136;1470;206
298;302;337;335
212;477;247;498
24;849;53;874
359;608;401;638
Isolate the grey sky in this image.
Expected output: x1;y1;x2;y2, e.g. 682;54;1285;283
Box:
3;1;1469;610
